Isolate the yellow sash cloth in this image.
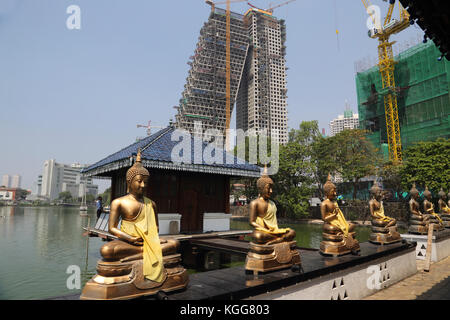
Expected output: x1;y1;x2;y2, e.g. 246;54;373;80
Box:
329;202;350;237
255;200;289;235
441;203;450;214
372;202;394;222
428;203;443;225
120;197;164;282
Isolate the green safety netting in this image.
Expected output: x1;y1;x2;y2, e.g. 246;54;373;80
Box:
356;41;450;155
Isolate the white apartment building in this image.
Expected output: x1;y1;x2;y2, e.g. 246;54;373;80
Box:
236;8;288;145
1;174;10;188
11;175;21;188
40;159;98;200
329;109;359;136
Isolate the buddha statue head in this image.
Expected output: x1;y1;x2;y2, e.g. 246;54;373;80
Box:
257;165;273;200
323;174;337;201
438;188;446;200
410;183;419;200
423;186;432;200
370;180;382;200
126;148;150;197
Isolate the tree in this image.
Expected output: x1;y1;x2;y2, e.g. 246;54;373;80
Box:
400;138;450;192
314;129;382;200
311;134;340;200
378;161;404;201
58;191;73;203
99;187;111;206
272;121;322;218
232;135;274;203
335;129;382;199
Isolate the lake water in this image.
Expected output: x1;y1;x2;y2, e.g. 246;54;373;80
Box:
0;206;377;300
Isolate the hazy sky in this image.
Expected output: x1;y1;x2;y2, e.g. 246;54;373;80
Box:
0;0;425;192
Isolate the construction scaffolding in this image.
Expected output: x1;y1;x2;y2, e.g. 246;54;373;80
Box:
357;41;450;159
236;9;289;145
174;8;249;142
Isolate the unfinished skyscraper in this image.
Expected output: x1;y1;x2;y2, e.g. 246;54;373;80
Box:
174;6;289;145
174;8;249;141
236;9;289;145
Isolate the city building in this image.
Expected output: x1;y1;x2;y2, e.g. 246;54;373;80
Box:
329;108;359;137
39;159;98;201
174;7;289;145
174;7;249;142
356;41;450;158
1;174;10;188
236;8;288;145
11;174;21;189
0;187;16;202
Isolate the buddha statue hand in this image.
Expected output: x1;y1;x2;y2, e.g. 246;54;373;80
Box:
130;236;144;246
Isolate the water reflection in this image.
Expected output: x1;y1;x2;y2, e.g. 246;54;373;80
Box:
229;219;373;249
0;206;104;300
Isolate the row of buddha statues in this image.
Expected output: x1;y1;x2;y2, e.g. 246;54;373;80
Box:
80;151;450;299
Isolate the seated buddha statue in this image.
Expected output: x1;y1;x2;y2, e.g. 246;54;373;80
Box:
438;188;450;228
245;166;301;273
368;181;401;245
408;184;439;234
423;186;444;230
81;149;188;300
319;175;360;256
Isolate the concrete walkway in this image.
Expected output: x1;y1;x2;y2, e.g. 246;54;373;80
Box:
364;256;450;300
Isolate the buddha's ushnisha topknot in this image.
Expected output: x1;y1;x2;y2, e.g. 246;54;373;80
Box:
126;148;149;185
257;165;273;194
323;173;336;195
410;183;419;196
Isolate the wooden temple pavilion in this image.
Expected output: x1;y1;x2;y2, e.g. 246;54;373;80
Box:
81;126;260;233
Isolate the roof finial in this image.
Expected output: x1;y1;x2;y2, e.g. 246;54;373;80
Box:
136;148;142;163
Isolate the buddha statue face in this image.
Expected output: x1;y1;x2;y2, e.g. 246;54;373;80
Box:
325;186;337;201
257;174;274;200
128;174;148;198
261;182;273;200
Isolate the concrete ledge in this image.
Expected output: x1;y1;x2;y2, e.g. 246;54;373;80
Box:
158;213;181;235
401;229;450;262
249;248;417;300
203;212;231;232
168;241;417;300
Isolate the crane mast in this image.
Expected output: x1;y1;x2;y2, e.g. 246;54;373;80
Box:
362;0;409;162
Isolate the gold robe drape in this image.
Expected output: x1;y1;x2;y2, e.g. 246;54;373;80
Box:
428;203;443;225
372;202;394;222
328;202;350;237
120;197;164;282
255;200;289;235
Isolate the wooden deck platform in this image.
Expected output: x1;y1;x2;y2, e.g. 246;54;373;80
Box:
51;240;416;300
83;212;252;242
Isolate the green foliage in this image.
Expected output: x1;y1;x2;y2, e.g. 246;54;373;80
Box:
378;160;404;200
314;129;382;199
58;191;73;203
400;138;450;192
272;121;322;218
99;187;111;206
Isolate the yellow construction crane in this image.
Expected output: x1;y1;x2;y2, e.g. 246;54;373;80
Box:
361;0;410;162
246;0;297;16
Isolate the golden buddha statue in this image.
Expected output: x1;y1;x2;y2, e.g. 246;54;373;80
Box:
245;166;301;273
319;174;360;256
368;181;401;245
408;184;441;234
423;186;444;230
438;188;450;228
81;149;188;300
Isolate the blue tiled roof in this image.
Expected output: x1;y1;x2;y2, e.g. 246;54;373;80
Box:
82;126;261;177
